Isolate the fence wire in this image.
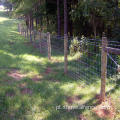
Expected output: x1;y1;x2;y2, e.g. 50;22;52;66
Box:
18;24;48;56
67;38;102;85
18;23;120;91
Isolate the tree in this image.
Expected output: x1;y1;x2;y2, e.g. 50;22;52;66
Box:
64;0;68;74
57;0;61;37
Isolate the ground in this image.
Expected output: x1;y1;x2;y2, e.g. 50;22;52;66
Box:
0;11;120;120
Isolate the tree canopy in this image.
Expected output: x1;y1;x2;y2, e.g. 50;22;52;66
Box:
3;0;120;41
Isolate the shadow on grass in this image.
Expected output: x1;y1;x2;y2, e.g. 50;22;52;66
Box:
0;11;119;120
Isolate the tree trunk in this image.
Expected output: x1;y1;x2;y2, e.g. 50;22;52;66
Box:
57;0;61;37
64;0;68;35
31;18;34;30
114;0;119;27
29;14;33;42
92;14;97;39
64;0;68;74
68;0;73;36
35;6;38;29
45;0;49;31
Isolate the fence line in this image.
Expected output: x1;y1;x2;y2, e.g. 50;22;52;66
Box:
18;24;120;102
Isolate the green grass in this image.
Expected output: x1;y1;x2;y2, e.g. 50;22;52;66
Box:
0;11;119;120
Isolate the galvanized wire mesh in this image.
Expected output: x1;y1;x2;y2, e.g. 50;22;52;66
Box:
67;38;102;85
50;35;64;56
18;23;120;90
106;41;120;91
67;37;120;91
18;24;48;56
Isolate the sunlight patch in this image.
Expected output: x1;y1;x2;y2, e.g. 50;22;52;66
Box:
60;83;77;93
22;54;43;62
0;50;15;58
0;17;8;22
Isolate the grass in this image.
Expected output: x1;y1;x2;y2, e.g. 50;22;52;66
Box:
0;10;120;120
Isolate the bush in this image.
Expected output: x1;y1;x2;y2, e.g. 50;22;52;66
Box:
69;37;80;56
69;36;88;56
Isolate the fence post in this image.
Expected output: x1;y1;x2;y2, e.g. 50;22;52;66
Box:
64;34;68;74
39;31;42;53
20;24;22;35
18;24;20;33
22;26;24;36
33;30;36;41
25;29;27;38
47;32;51;60
27;27;29;39
100;32;108;102
30;29;32;43
21;26;23;35
33;30;36;47
23;28;25;36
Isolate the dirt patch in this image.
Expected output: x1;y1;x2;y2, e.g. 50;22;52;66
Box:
66;95;82;105
45;67;57;75
7;70;26;81
20;88;32;95
93;97;116;119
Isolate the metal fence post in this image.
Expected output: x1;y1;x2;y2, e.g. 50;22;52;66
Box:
100;32;108;102
64;34;68;74
47;32;51;60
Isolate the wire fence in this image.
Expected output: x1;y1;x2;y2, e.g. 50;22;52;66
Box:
18;23;120;96
18;24;49;57
67;38;101;85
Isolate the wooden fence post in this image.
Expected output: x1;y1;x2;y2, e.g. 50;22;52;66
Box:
22;26;24;36
23;27;25;36
39;31;42;53
20;24;22;35
18;24;20;33
64;34;68;74
27;27;29;39
30;29;32;43
21;26;23;35
33;30;36;47
25;29;27;38
100;33;108;102
47;32;51;60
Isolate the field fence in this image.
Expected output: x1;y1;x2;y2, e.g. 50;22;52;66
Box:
18;24;120;92
67;38;102;84
68;38;120;90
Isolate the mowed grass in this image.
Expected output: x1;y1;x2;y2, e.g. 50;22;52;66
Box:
0;11;119;120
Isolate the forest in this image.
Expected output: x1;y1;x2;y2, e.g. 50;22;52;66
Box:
1;0;120;41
